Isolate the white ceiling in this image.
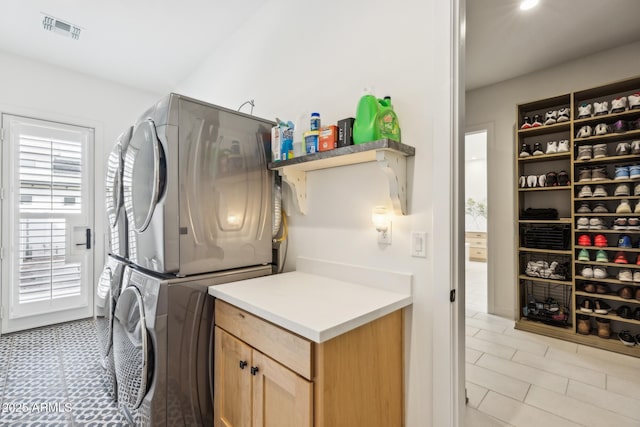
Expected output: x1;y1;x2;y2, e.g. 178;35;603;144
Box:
466;0;640;90
0;0;267;94
2;1;640;94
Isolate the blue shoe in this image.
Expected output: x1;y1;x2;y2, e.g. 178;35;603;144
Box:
630;165;640;179
619;235;632;248
615;165;630;180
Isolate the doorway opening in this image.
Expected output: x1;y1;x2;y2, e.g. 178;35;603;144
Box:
464;129;488;313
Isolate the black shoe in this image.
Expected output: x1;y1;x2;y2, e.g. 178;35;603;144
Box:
533;142;544;156
557;170;570;186
521;116;533;129
519;143;532;158
619;331;636;346
532;114;543;127
633;307;640;321
546;171;558;186
594;300;611;314
617;305;632;319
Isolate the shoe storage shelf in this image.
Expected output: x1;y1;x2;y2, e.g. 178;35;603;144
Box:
269;139;415;216
515;76;640;357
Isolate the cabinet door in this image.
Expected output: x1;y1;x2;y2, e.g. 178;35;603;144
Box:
252;351;312;427
215;327;253;427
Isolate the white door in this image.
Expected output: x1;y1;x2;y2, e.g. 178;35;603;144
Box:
1;114;94;333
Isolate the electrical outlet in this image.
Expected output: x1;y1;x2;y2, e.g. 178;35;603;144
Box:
411;231;426;257
378;222;392;245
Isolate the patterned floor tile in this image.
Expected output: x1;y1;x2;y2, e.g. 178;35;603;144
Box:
0;319;132;426
70;396;125;423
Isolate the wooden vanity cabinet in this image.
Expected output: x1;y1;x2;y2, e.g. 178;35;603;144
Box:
213;300;403;427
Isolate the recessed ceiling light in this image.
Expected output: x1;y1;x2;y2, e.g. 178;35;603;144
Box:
520;0;539;11
41;13;82;40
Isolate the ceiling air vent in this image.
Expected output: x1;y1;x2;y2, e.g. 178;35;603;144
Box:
42;14;81;40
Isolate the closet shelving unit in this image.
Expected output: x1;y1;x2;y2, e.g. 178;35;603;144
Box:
515;76;640;357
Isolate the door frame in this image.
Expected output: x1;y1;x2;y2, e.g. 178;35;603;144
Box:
0;105;104;334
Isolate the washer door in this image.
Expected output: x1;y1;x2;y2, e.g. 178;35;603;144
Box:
95;266;114;358
123;119;166;233
113;285;150;411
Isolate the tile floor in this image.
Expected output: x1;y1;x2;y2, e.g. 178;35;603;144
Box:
464;261;640;427
0;319;127;426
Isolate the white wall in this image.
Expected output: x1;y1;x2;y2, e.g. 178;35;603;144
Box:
0;50;160;314
466;40;640;318
177;0;457;425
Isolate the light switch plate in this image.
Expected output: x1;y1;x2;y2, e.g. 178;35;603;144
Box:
411;231;426;257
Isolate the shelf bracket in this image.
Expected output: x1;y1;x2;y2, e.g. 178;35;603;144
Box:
376;150;407;215
279;168;308;215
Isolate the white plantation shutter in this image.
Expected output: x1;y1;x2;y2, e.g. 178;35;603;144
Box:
19;136;82;213
17;135;83;303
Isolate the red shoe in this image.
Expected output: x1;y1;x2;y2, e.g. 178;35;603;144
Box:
578;234;592;246
615;251;629;264
594;234;608;247
636;254;640;266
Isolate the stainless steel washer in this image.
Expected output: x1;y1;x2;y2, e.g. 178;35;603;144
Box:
113;264;271;426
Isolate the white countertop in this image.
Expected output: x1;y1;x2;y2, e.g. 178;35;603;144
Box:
208;257;413;343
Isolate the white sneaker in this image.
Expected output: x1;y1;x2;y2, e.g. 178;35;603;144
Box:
616;199;632;214
577;202;591;213
538;174;547;187
593;266;608;279
614;184;630;196
519;176;527;188
527;175;538;188
577;126;592;138
581;266;594;278
577;145;592;160
557;107;570;122
629;93;640;110
546;140;558;154
594;101;609;116
634;270;640;282
577;217;590;230
616;142;631;156
593;185;608;197
595;123;610;135
593;144;607;159
578;185;593;198
631;140;640;155
578;103;592;118
611;97;628;113
589;218;605;229
557;140;570;152
544;110;558;125
618;269;632;282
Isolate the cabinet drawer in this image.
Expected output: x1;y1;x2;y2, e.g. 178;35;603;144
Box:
215;300;312;380
468;239;486;248
465;232;486;239
469;247;487;260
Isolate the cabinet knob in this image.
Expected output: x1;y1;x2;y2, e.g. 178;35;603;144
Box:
251;366;259;376
239;360;248;370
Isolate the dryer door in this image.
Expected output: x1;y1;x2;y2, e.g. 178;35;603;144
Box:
123;119;166;233
113;285;150;411
106;127;133;258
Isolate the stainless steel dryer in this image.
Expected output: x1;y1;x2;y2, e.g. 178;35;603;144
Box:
95;254;127;399
122;94;273;276
112;264;271;426
106;127;133;259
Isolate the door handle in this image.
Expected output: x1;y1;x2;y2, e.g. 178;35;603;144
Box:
75;228;92;249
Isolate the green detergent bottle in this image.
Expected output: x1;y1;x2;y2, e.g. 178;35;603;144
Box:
378;96;401;142
353;88;381;144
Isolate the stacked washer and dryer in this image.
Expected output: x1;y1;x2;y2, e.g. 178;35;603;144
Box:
96;126;133;401
97;94;276;426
